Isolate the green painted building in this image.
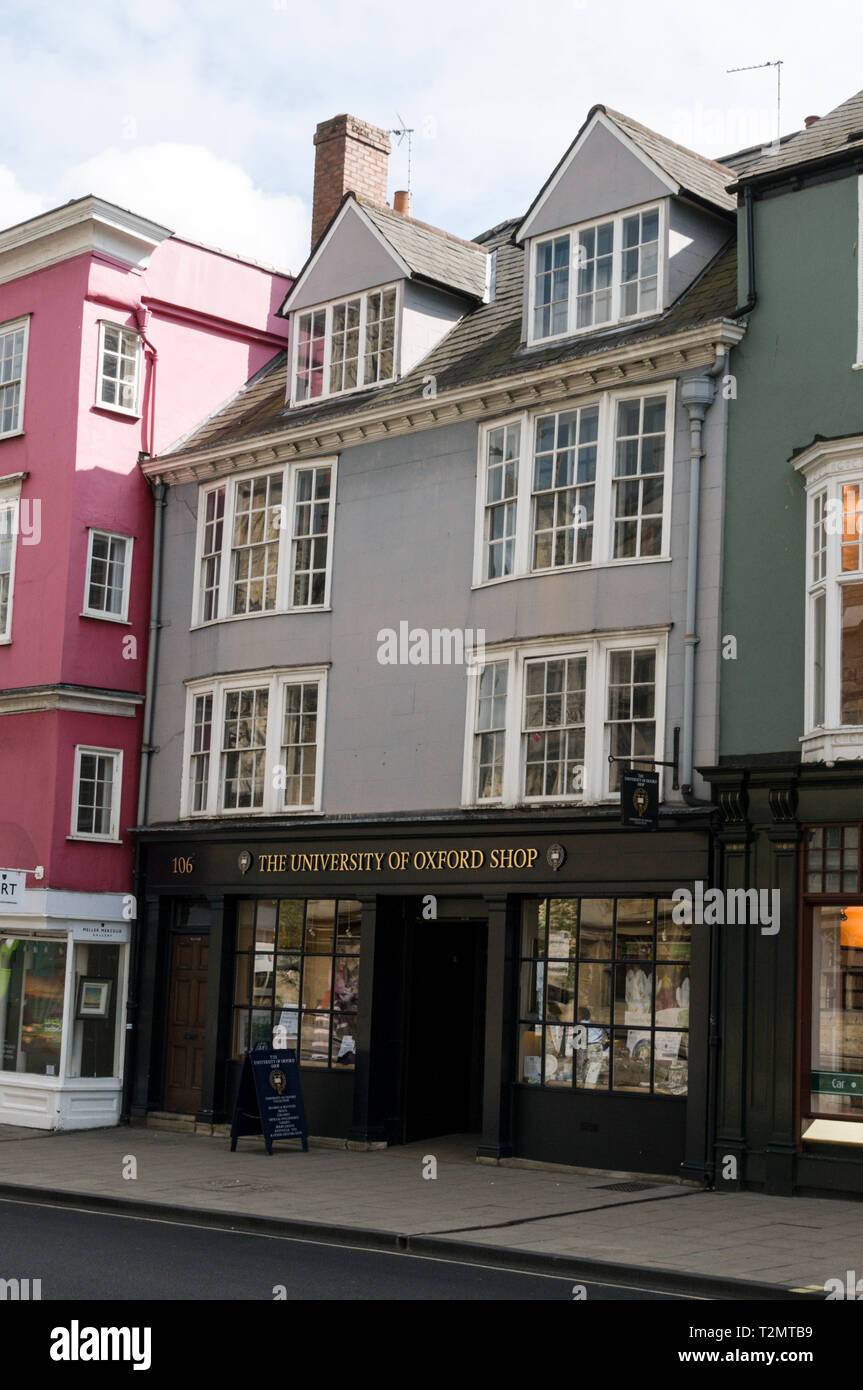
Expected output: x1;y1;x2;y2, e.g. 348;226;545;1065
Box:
705;89;863;1195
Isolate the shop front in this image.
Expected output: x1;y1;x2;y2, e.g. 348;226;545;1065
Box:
133;813;712;1177
0;890;130;1129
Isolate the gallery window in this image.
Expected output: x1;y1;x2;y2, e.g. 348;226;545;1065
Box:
0;316;29;438
232;898;361;1068
517;897;690;1095
291;284;398;404
96;322;141;415
464;634;665;806
474;386;673;585
803;826;863;1143
83;529;133;621
0;937;67;1077
182;667;327;817
529;203;663;345
194;461;335;623
71;747;122;841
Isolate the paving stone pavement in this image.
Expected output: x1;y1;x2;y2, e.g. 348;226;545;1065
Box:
0;1124;857;1293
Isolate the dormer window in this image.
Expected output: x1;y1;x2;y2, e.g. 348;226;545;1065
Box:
529;203;663;345
292;285;398;405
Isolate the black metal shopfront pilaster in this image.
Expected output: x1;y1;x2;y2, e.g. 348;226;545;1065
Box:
477;894;516;1160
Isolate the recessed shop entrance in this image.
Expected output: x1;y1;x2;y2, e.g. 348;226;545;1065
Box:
402;913;486;1143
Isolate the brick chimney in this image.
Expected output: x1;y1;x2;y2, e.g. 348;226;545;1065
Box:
804;115;821;128
311;114;391;248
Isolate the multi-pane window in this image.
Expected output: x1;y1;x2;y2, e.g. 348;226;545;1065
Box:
0;494;18;640
330;299;361;393
517;898;690;1094
292;466;331;607
190;694;212;813
533;235;570;339
291;285;399;403
84;530;132;619
613;395;666;558
476;388;673;584
231;472;282;615
72;747;121;840
183;669;326;817
233;898;361;1069
465;637;664;806
620;209;660;317
281;682;318;809
97;323;141;413
221;687;269;810
294;309;326;403
532;407;598;568
605;648;656;793
800;458;863;738
475;662;508;800
196;463;335;623
575;221;614;328
199;487;225;623
484;423;520;579
0;318;28;437
523;656;586;798
529;204;663;344
364;288;397;384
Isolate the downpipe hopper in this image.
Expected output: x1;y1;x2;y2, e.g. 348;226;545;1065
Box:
680;373;716;419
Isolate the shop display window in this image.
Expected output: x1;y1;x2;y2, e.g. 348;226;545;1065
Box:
233;898;361;1069
68;944;121;1079
518;897;690;1094
0;937;67;1076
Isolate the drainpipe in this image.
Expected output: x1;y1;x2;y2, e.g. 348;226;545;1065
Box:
134;305;158;455
122;476;166;1120
733;185;757;318
679;347;727;806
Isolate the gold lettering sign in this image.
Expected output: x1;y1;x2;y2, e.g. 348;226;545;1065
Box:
254;847;540;874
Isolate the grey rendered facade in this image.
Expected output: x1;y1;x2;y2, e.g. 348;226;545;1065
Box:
131;107;745;1177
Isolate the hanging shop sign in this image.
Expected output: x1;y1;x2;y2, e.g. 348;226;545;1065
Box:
230;1047;309;1156
621;770;660;830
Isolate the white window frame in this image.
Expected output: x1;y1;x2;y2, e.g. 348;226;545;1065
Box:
472;383;675;586
180;667;328;818
82;528;134;622
289;282;402;407
70;746;123;842
0;473;24;643
462;631;667;807
0;315;30;440
96;320;142;417
192;459;338;627
527;201;666;347
801;457;863;749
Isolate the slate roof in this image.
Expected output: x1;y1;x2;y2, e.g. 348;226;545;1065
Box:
163;219;739;460
731;88;863;184
603;108;737;213
360;199;488;300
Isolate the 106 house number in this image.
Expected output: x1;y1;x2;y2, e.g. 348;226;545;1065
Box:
171;855;195;875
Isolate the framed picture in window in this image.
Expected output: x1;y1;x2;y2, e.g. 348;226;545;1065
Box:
76;976;112;1020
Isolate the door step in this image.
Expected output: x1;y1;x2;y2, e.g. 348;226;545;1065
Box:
146;1112;197;1134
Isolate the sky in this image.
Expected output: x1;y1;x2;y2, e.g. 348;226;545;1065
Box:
1;0;861;273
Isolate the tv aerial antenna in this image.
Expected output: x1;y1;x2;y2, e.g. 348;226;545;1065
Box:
391;114;414;195
727;59;784;145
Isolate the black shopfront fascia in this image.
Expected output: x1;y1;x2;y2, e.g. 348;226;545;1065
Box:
132;811;713;1176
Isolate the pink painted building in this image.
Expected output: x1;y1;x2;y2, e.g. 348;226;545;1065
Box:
0;197;290;1128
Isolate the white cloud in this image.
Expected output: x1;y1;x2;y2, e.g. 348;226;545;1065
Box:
55;143;309;272
0;166;46;231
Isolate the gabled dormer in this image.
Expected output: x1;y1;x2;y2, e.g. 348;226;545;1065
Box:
280;121;488;410
516;106;736;348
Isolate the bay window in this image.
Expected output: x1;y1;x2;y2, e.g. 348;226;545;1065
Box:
798;439;863;757
291;285;398;404
182;667;327;817
529;203;664;345
464;633;665;806
194;460;335;623
474;385;673;584
97;321;141;414
0;316;29;438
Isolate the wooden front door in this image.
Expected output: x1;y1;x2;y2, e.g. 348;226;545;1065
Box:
164;933;209;1114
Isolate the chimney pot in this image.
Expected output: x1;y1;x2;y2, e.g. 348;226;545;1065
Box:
804;114;821;128
393;189;413;217
311;114;391;249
